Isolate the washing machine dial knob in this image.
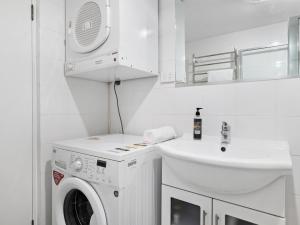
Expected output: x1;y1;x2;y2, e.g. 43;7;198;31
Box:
72;158;83;171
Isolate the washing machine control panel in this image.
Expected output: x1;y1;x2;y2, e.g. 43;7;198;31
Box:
71;158;83;171
70;153;117;185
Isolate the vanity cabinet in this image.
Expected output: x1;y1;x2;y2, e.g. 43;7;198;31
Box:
213;200;285;225
162;185;285;225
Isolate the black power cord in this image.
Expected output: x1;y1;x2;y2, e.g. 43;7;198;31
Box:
113;80;124;134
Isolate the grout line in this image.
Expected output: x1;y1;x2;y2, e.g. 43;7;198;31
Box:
40;113;106;116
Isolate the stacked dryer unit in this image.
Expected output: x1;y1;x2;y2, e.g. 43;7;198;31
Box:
65;0;159;82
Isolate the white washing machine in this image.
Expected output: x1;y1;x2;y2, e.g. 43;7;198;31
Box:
52;134;161;225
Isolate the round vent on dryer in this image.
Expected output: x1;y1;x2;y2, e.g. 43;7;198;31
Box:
68;0;111;53
75;2;102;47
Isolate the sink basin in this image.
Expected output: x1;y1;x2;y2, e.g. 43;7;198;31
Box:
158;135;292;194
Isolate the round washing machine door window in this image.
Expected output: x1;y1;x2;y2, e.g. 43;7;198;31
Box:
56;177;107;225
63;189;93;225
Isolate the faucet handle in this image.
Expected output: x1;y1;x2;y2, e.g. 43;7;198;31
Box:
222;121;230;131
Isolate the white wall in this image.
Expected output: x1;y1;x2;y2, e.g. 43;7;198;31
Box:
186;22;287;56
110;71;300;225
159;0;176;83
39;0;109;224
109;0;300;224
0;1;33;224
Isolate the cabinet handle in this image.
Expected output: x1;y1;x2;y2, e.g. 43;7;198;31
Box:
215;214;220;225
202;210;207;225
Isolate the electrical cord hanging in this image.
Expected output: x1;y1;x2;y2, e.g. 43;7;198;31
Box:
114;81;124;134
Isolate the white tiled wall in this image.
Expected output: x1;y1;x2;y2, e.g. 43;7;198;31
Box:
109;0;300;224
39;0;109;224
110;75;300;225
159;0;176;83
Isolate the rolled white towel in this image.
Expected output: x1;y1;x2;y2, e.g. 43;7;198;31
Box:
143;126;177;144
208;69;233;82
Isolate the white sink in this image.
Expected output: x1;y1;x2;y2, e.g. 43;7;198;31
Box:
158;135;292;194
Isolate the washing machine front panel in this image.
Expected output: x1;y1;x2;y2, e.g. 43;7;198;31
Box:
56;177;107;225
67;0;111;53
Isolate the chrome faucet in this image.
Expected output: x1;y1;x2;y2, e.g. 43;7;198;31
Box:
221;122;231;144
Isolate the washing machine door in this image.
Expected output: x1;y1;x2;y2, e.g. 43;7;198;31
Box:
67;0;111;53
56;177;107;225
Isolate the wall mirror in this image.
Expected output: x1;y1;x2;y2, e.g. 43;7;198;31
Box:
175;0;300;86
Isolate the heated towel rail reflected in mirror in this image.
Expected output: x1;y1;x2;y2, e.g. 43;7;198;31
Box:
174;0;300;87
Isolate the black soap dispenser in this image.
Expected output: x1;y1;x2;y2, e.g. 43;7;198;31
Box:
194;108;203;140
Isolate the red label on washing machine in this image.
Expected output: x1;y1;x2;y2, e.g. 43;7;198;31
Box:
53;170;64;185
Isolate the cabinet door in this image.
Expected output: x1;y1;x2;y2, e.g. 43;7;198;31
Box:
162;185;212;225
213;200;285;225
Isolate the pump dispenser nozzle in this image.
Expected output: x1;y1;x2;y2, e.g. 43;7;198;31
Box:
196;108;203;117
